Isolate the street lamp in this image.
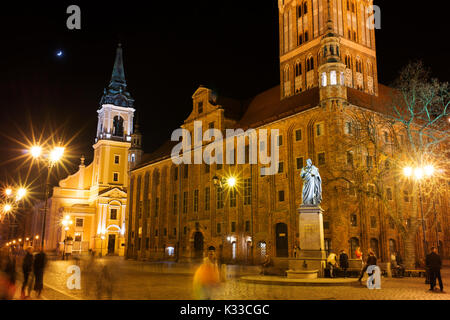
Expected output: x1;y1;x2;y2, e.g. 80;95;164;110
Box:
29;144;65;250
403;164;435;261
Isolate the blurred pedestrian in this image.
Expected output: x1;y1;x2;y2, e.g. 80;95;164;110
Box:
355;247;363;266
261;254;272;275
358;250;377;283
193;247;220;300
21;246;34;299
33;248;47;298
0;252;16;300
426;246;444;292
327;252;338;278
339;250;349;278
395;252;405;277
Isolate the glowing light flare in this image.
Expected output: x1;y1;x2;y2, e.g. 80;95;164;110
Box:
16;188;27;201
5;188;12;196
414;168;424;180
424;165;434;177
50;147;65;163
227;176;237;188
3;204;12;213
403;167;413;177
30;145;43;158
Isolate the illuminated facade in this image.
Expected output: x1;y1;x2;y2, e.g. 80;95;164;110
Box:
125;0;449;266
44;45;142;256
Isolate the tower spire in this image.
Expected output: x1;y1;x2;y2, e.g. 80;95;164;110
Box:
110;43;127;89
100;43;134;108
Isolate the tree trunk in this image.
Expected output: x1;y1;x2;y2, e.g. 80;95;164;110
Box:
403;219;418;269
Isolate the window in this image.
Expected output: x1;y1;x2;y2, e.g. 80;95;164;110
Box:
386;188;393;201
173;194;178;214
296;157;304;170
303;2;307;15
370;216;377;228
244;178;252;205
174;168;178;181
183;165;188;179
350;214;357;227
295;129;302;141
110;208;118;220
76;218;84;227
113;172;119;182
231;221;236;233
217;223;221;234
347;151;354;165
183;192;188;213
205;187;210;210
323;221;330;230
403;190;409;202
304;31;309;42
183;226;187;235
321;72;327;87
217;187;224;209
295;62;302;76
194;190;199;212
278;190;285;202
114;155;120;164
278;162;284;174
366;155;373;168
278;135;283;146
163;228;167;236
298;5;302;18
208;122;215;129
75;234;82;242
155;198;159;216
316;123;323;136
298;34;303;45
330;71;337;85
198;101;203;114
173;228;177;236
205;164;210;173
345;121;353;134
216;163;222;170
229;188;237;207
155;229;158;237
318;152;326;165
245;221;250;232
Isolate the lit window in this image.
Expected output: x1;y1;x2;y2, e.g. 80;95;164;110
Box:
321;72;327;87
330;71;337;85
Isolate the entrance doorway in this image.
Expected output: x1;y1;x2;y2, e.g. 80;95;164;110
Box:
193;232;204;259
108;234;116;255
275;223;288;257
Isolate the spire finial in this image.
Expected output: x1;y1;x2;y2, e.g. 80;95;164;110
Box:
326;0;333;31
80;155;85;166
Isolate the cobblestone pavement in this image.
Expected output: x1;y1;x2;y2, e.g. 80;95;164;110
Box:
12;257;450;300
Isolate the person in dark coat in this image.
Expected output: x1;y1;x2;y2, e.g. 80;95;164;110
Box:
358;250;377;283
21;247;34;299
426;247;444;292
33;248;47;298
339;250;349;278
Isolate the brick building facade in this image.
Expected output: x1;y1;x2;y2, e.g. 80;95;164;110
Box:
125;0;449;265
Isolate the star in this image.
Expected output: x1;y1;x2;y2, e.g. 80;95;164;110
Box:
56;50;63;57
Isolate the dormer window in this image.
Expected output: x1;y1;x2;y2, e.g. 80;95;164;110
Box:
198;101;203;114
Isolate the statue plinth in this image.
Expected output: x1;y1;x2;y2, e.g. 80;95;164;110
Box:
286;205;327;279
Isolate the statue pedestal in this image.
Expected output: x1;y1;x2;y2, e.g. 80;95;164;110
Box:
287;205;327;279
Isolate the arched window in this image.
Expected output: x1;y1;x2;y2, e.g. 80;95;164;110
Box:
304;31;309;42
303;2;308;15
298;5;302;18
295;62;302;77
321;72;327;87
298;34;303;45
349;237;360;259
330;71;337;85
306;57;314;71
113;116;124;137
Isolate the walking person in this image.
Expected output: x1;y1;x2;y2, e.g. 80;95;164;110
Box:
426;247;444;292
33;248;47;298
358;250;377;283
21;247;34;299
327;252;338;278
339;250;349;278
193;247;220;300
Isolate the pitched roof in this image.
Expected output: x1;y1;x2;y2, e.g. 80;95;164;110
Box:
134;84;396;171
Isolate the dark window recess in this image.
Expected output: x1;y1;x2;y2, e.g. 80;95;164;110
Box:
231;222;236;233
278;190;285;202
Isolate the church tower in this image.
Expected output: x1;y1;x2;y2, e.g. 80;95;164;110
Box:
318;1;347;110
278;0;378;100
92;44;136;191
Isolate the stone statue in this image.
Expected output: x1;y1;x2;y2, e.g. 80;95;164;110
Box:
300;159;322;206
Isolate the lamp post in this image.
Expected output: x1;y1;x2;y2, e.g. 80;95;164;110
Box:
403;164;435;261
100;233;106;258
29;144;65;251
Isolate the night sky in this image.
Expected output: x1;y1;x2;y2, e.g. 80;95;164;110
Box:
0;1;448;197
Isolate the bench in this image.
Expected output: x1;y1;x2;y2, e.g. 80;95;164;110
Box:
404;269;426;277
